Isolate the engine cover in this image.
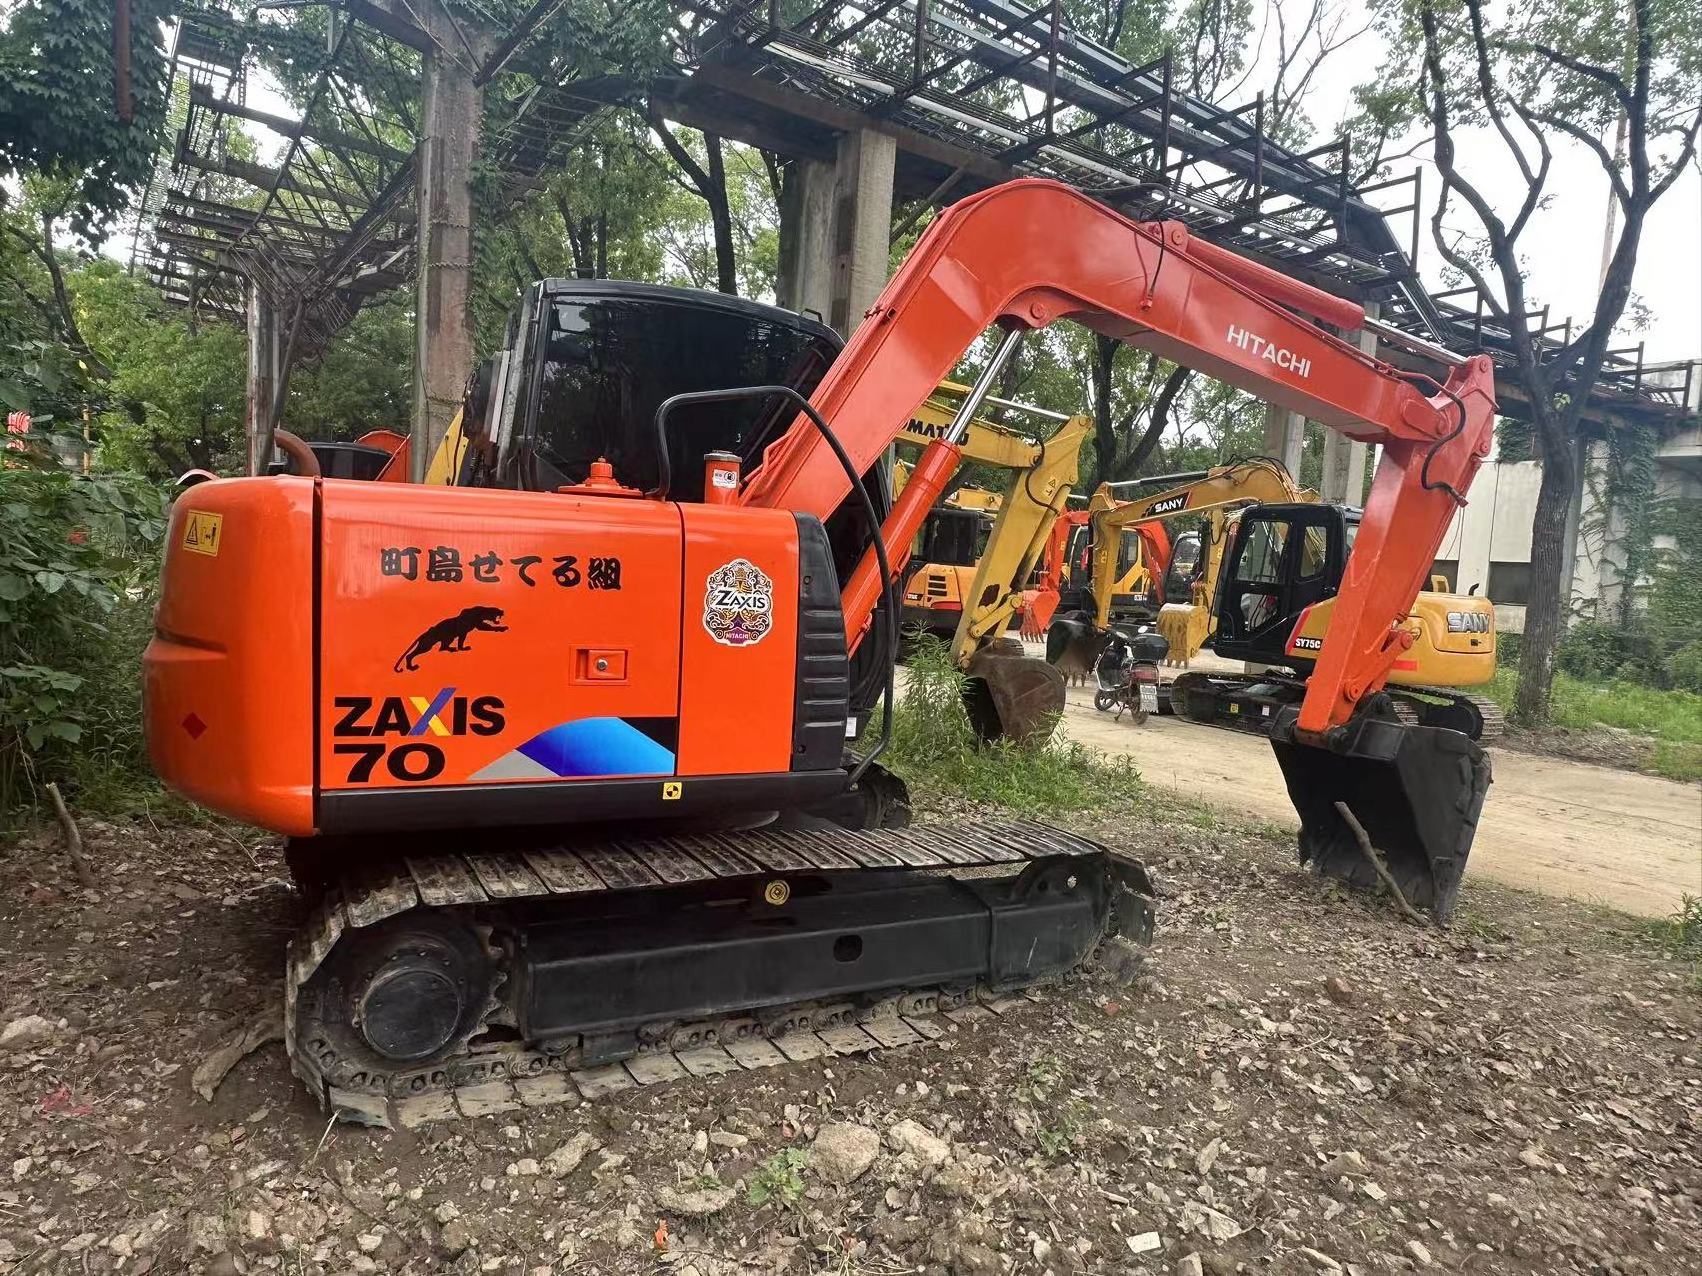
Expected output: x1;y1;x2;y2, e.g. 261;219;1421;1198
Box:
144;478;849;836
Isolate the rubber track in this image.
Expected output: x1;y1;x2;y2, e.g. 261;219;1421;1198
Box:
1394;685;1506;742
285;820;1118;1129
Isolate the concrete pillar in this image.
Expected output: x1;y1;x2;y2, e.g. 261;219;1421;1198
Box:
828;128;896;337
778;159;835;321
1321;306;1376;504
245;281;278;476
411;0;482;482
1262;402;1305;479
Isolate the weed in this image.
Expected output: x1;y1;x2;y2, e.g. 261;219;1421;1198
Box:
746;1148;808;1207
883;638;1143;812
1020;1054;1064;1103
1646;895;1702;992
1035;1102;1085;1159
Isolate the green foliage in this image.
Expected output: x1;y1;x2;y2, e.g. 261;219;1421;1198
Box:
1646;895;1702;994
0;0;173;240
887;638;1142;812
746;1148;809;1208
1019;1054;1065;1103
1035;1103;1086;1160
1665;641;1702;695
1556;619;1669;687
1649;498;1702;645
0;431;164;814
1484;666;1702;782
1496;630;1522;668
69;260;248;475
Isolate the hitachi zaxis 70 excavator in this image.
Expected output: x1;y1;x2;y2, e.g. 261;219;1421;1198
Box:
145;180;1495;1123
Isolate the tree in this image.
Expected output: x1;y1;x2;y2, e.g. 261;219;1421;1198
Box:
1360;0;1701;725
0;0;172;240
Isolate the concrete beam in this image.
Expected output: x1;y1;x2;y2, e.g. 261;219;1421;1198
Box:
1321;305;1375;503
245;281;278;476
410;0;485;481
778;159;835;320
1262;401;1305;480
828;128;896;336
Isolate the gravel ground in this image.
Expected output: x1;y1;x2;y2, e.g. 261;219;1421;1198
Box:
0;796;1696;1276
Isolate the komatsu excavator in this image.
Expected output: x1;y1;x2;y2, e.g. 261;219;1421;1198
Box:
145;181;1496;1122
894;384;1090;655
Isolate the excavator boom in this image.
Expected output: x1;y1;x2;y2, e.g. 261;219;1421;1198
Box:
741;180;1496;740
743;179;1496;918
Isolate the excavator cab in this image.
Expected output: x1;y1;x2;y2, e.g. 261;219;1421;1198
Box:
487;282;843;499
1211;503;1348;665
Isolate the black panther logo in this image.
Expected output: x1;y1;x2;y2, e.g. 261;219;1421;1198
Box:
394;606;509;672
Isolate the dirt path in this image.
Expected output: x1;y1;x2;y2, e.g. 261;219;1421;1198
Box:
1060;685;1702;919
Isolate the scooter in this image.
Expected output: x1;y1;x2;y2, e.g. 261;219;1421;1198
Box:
1092;625;1170;724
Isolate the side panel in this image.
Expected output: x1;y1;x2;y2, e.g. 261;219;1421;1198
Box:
676;504;800;777
1285;595;1497;688
144;477;317;834
317;483;684;807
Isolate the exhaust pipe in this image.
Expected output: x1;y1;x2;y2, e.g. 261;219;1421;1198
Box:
1269;710;1491;922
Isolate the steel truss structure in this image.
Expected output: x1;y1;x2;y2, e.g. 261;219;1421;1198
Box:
136;0;1691;419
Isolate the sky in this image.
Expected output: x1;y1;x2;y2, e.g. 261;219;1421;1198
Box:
1252;0;1702;365
207;1;1702;365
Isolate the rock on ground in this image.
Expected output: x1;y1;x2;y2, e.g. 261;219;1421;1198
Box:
811;1122;880;1186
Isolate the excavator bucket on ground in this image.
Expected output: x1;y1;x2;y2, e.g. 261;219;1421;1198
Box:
1269;711;1491;922
962;639;1066;747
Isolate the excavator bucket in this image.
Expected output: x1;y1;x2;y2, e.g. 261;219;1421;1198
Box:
1021;586;1061;640
963;639;1066;746
1155;602;1207;666
1269;712;1491;922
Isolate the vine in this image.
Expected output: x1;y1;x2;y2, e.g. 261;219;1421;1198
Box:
1599;421;1661;628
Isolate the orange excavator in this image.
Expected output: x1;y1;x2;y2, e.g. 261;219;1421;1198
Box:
145;180;1494;1121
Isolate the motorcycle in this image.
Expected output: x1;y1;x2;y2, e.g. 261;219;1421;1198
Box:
1092;625;1170;724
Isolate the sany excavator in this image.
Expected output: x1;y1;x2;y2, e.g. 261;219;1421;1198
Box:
1046;458;1317;664
145;181;1494;1122
1047;456;1501;741
1021;499;1165;640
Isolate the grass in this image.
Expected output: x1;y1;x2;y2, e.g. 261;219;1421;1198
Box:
882;639;1143;813
746;1148;809;1207
1483;667;1702;782
1644;895;1702;993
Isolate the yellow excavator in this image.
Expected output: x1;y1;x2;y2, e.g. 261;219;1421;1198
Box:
894;382;1091;652
1050;458;1502;740
1089;459;1320;660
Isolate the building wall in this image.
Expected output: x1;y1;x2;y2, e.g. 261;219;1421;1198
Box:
1432;460;1541;632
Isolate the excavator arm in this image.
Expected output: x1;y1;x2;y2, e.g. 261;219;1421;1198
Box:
741;179;1496;742
946;414;1091;660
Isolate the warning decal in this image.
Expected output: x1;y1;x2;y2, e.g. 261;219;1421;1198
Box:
182;511;224;557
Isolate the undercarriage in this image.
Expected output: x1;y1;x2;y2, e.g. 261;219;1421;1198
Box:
285;819;1154;1127
1166;670;1505;743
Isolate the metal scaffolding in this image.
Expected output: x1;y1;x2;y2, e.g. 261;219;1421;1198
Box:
136;0;1690;425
